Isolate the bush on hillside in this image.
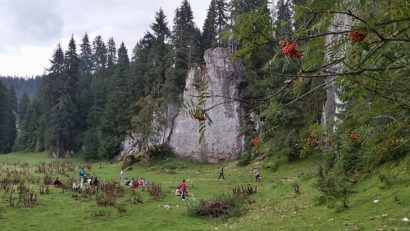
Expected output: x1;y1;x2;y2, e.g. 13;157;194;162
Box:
188;194;245;219
147;183;165;200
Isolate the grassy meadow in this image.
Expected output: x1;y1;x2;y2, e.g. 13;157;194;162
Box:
0;152;409;231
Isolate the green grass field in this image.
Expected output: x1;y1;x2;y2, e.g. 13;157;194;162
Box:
0;152;409;231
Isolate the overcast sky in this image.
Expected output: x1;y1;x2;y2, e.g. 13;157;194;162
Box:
0;0;210;77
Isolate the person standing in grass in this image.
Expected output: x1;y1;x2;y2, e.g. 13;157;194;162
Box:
218;167;225;180
177;180;188;200
79;167;85;183
120;170;125;180
252;168;261;182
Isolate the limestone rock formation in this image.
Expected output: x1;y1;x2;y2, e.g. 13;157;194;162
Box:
169;48;244;163
322;13;351;126
121;48;244;163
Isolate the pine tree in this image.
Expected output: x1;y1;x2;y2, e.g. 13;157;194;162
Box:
0;82;17;153
40;38;80;156
202;0;218;50
92;35;108;72
273;0;293;39
202;0;228;51
149;8;171;98
107;37;117;70
230;0;267;17
8;86;17;153
77;33;94;133
79;33;93;74
166;0;201;96
17;92;30;122
0;82;10;153
14;99;42;151
99;42;132;159
151;8;171;43
131;34;153;99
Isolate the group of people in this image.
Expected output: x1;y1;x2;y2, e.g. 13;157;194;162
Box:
79;167;99;186
120;170;148;189
122;177;148;188
53;166;261;199
52;167;100;189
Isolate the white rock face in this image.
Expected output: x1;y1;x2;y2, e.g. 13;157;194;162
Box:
120;48;244;163
322;13;351;125
169;48;244;163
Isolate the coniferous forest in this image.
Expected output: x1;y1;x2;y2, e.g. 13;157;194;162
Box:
0;0;409;213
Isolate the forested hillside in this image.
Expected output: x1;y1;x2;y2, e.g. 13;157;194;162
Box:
1;0;409;209
0;76;42;100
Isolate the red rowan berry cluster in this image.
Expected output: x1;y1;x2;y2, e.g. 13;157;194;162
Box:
278;40;302;59
350;133;359;141
250;138;261;146
348;30;367;42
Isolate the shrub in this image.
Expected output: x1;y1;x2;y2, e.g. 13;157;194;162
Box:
147;183;165;200
129;190;143;204
189;194;244;219
232;184;257;204
96;193;116;206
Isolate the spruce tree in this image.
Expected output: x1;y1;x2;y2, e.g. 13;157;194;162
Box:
273;0;293;39
149;9;171;98
14;99;42;151
166;0;201;96
17;92;30;122
79;33;93;74
107;37;117;70
0;82;16;153
77;33;94;133
99;42;132;159
230;0;267;17
131;34;153;99
92;35;108;72
41;38;80;156
0;82;9;153
202;0;228;51
202;0;218;50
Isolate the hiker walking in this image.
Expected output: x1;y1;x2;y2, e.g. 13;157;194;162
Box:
252;168;261;182
218;167;225;180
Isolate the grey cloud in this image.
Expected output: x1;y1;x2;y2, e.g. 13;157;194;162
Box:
0;0;63;53
0;0;210;75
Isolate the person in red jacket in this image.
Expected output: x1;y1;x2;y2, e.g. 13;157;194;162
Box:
177;179;188;200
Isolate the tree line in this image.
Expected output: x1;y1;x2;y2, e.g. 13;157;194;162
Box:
0;76;42;100
11;0;272;158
